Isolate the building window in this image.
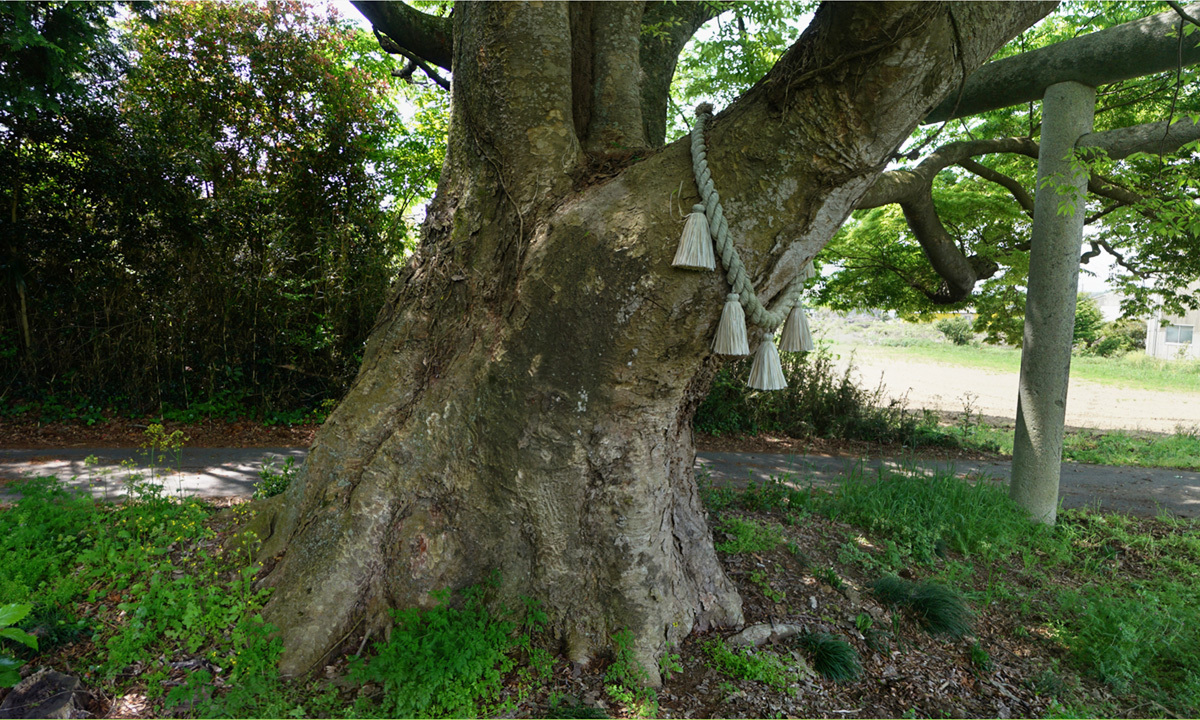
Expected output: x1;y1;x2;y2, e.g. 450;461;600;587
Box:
1165;324;1194;344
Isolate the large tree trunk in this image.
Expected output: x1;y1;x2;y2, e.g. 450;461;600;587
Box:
253;1;1054;680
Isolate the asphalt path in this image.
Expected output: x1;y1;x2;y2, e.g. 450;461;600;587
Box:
1;447;1197;519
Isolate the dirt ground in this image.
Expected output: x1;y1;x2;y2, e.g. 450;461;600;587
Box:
838;350;1200;435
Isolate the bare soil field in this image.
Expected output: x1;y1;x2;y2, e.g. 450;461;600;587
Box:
838;346;1200;434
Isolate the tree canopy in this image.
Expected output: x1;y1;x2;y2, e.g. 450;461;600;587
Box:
646;2;1200;334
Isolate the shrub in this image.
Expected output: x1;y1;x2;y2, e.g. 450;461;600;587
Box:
252;457;297;499
935;316;974;346
695;347;953;447
1084;317;1146;358
1073;296;1105;348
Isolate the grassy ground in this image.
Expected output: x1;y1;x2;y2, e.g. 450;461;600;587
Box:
840;341;1200;395
3;459;1198;719
939;419;1200;471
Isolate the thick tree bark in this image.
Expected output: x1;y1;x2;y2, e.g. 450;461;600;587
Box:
253;1;1053;681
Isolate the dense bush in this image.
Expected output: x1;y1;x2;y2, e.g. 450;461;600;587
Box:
1;1;446;419
935;316;974;345
1083;317;1147;358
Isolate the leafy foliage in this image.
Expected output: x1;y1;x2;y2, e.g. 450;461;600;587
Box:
0;603;38;687
0;2;122;122
347;578;529;718
1073;295;1105;348
252;457;297;500
668;3;814;139
713;516;786;554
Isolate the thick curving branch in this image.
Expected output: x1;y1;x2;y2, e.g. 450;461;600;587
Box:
924;2;1200;122
855;114;1200;303
351;0;452;71
857;137;1038;208
899;191;1000;304
1078;116;1200;159
638;2;721;147
959;159;1035;216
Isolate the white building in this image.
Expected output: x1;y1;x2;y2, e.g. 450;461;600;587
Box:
1146;303;1200;360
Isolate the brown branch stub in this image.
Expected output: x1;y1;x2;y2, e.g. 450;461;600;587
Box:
352;0;452;70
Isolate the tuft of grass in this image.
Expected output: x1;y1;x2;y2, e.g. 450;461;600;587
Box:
603;629;660;718
873;575;973;638
969;641;992;672
795;632;860;682
713;516;786;554
1056;585;1200;713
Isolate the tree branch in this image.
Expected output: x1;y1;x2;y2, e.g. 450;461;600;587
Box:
1083;238;1143;277
924;2;1200;123
958;159;1035;217
857;137;1039;208
1167;0;1200;29
374;29;450;90
1077;116;1200;159
638;1;721;147
1087;173;1146;208
352;0;452;71
585;3;646;151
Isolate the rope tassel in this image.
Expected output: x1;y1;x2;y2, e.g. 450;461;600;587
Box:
779;304;814;353
712;293;749;356
747;331;787;390
672;204;715;270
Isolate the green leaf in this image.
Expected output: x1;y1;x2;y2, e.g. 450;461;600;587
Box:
0;628;39;651
0;604;32;628
0;656;22;688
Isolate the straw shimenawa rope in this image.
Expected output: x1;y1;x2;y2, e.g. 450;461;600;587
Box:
689;103;807;332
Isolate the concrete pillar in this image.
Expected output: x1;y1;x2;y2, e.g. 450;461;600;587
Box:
1010;82;1095;524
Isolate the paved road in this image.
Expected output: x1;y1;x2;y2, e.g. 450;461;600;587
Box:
2;447;1198;519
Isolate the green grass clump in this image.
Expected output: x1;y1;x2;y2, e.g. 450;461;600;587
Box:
703;639;804;691
713;516;786;554
873;575;973;638
603;629;660;717
795;632;860;682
